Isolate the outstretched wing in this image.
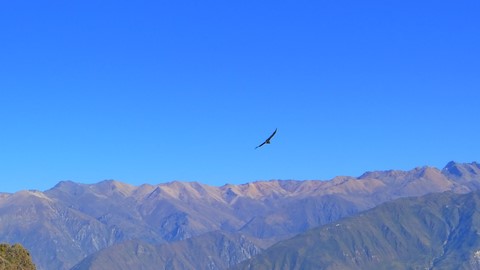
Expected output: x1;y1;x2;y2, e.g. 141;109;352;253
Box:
255;141;266;149
266;128;277;141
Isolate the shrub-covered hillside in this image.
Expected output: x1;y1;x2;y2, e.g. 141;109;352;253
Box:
0;243;36;270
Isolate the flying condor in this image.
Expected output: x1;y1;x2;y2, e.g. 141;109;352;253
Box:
255;128;277;149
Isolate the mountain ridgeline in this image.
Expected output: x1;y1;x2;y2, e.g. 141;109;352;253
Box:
0;161;478;270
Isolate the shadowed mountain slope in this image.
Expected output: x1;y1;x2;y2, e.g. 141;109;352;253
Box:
71;231;261;270
234;190;480;270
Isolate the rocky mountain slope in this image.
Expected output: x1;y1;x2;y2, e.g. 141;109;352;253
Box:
0;161;478;269
234;190;480;270
71;231;261;270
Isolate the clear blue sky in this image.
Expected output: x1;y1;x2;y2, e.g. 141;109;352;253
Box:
1;1;479;192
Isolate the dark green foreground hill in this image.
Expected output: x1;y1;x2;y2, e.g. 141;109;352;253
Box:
0;243;36;270
235;191;480;270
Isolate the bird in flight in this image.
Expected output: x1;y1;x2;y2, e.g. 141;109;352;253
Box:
255;128;277;149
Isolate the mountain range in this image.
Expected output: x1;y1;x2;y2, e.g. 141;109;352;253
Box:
0;161;478;269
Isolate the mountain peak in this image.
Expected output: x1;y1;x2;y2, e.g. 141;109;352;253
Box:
52;180;80;189
442;161;480;182
94;180;136;196
358;166;440;181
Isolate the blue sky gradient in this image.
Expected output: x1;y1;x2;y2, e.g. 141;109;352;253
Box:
1;1;479;192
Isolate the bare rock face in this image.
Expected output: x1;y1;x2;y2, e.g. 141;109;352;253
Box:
0;161;479;270
470;250;480;270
